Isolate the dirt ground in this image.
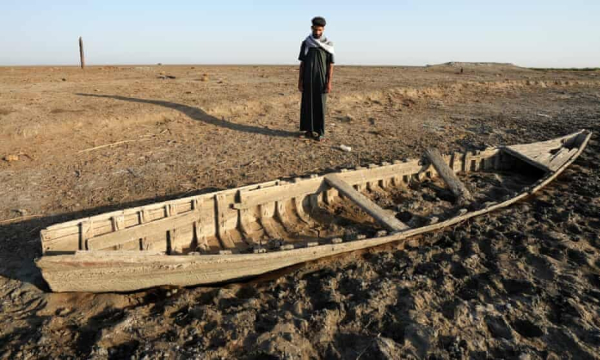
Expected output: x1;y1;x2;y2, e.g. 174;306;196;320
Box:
0;63;599;359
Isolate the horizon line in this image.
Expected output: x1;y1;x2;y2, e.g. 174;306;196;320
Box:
0;62;597;70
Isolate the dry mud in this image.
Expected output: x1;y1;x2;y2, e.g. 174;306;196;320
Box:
0;64;599;359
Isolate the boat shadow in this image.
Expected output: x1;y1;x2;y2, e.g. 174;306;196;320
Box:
75;93;298;138
0;187;220;291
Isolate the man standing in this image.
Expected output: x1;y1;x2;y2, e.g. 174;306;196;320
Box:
298;16;335;142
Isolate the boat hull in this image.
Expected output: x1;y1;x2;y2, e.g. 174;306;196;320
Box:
36;130;592;292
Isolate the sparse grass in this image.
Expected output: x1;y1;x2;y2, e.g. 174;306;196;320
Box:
0;108;13;116
50;108;85;114
530;67;600;72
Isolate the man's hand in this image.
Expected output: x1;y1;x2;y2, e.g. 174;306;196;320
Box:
325;82;332;93
298;81;303;92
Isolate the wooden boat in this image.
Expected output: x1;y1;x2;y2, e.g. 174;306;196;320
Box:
36;130;592;292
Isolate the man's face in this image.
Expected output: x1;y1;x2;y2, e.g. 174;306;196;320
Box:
311;25;324;38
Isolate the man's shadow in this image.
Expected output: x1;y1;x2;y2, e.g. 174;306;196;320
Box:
76;93;297;138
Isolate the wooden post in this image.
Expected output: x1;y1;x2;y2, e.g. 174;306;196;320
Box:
425;148;474;206
79;37;85;69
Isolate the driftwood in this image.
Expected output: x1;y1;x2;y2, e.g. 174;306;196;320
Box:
78;138;151;153
0;215;42;225
425;148;473;205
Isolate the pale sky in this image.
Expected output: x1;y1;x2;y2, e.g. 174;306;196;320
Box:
2;0;599;67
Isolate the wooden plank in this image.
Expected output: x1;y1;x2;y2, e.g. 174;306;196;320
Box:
139;210;149;250
260;217;284;239
425;148;474;205
44;181;270;232
503;147;551;172
188;199;202;251
275;200;299;233
215;194;237;249
259;202;285;239
80;220;92;251
324;188;338;205
165;204;176;252
463;150;471;172
547;148;577;171
238;208;261;245
324;174;408;232
233;161;423;210
112;215;125;231
293;197;311;225
451;152;463;173
235;178;325;210
87;210;200;250
502;136;582;173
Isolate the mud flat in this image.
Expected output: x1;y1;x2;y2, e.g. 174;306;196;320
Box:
0;64;599;358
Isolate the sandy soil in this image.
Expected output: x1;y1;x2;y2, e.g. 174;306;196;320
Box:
0;63;599;359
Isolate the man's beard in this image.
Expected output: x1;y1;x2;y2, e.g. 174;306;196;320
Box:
312;33;322;39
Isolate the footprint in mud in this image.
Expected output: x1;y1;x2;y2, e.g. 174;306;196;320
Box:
546;291;582;326
302;269;343;312
587;273;600;289
337;276;370;301
253;312;279;333
539;241;567;261
105;340;141;358
587;219;600;231
546;327;596;359
509;319;544;338
484;315;513;339
450;261;469;279
440;299;462;320
74;307;130;356
413;262;444;280
457;276;490;301
501;278;535;296
567;248;591;266
525;253;556;281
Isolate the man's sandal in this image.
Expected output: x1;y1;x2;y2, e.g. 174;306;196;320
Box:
299;132;312;139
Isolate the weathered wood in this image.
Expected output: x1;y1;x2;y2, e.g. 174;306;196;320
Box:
238;208;261;245
547;148;577;171
503;146;551;172
45;179;277;232
215;194;237;249
80;220;92;251
451;152;463;173
324;174;408;232
425;148;474;205
87;210;199;250
275;200;298;233
79;37;85;69
502;134;580;173
259;202;284;239
293;197;311;225
36;130;592;292
233;161;423;210
235;178;325;210
324;188;338;205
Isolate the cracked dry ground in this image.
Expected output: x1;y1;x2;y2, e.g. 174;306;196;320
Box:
0;64;599;359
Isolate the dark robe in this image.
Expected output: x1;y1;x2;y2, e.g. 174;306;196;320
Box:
298;41;334;137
